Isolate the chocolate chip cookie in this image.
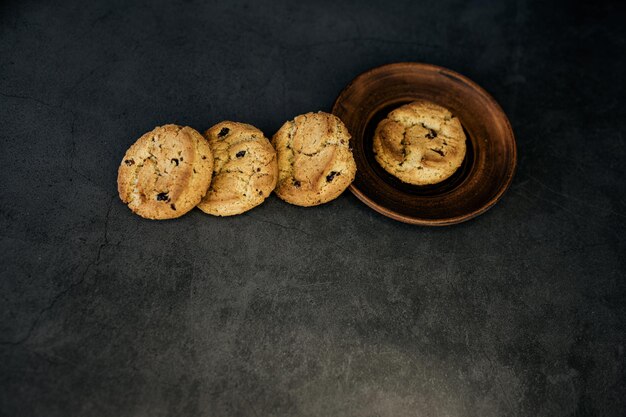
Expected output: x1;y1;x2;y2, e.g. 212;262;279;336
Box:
272;112;356;207
373;100;466;185
197;121;277;216
117;124;214;219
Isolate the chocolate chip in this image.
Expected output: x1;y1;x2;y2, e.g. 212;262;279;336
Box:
236;150;246;158
430;148;444;156
218;127;230;138
171;158;179;166
202;155;207;159
256;167;261;172
326;171;340;182
259;191;263;195
124;159;134;166
426;129;437;139
293;180;301;188
170;204;176;210
193;168;197;173
156;192;169;201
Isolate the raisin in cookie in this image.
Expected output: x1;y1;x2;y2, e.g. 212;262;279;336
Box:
272;112;356;207
117;124;214;219
373;100;466;185
197;121;278;216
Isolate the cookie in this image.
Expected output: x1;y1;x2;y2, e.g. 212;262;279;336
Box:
117;124;214;219
197;121;278;216
373;100;466;185
272;112;356;207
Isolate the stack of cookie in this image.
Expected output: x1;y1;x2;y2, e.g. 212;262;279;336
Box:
117;112;357;219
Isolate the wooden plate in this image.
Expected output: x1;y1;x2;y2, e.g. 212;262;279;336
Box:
332;62;517;226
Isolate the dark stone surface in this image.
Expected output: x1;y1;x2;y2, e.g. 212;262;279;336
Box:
1;0;624;416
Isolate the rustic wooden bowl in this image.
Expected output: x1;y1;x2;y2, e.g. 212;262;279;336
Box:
332;62;517;226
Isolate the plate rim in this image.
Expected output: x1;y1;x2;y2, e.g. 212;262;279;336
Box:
332;61;518;226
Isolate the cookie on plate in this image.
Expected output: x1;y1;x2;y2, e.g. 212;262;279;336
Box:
373;100;466;185
117;124;214;219
197;121;278;216
272;112;356;207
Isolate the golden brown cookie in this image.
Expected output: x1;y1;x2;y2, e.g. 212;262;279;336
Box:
117;124;214;219
272;112;356;207
197;121;277;216
373;100;466;185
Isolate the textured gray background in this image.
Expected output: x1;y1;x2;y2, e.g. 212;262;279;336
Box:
1;0;625;416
